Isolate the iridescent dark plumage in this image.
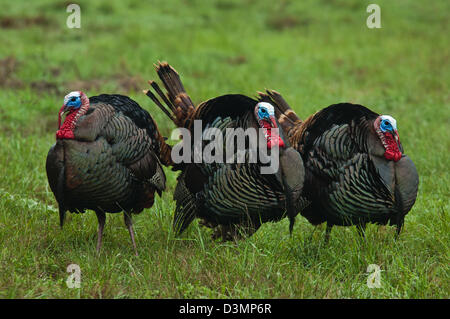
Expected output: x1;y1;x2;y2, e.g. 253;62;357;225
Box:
46;93;171;254
259;90;419;239
145;62;307;240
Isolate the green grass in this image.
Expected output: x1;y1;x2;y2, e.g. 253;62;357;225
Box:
0;0;448;298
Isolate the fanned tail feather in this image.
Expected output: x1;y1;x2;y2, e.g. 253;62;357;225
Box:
144;61;195;128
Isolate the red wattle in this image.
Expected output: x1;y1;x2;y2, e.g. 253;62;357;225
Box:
56;109;78;140
268;138;285;149
260;120;285;149
56;130;75;139
383;132;402;162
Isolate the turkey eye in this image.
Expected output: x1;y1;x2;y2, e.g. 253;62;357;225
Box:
71;97;76;101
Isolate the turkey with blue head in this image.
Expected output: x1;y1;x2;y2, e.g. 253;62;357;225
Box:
258;90;419;241
46;91;172;255
144;62;309;241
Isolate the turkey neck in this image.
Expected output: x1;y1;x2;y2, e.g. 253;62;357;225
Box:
57;102;89;139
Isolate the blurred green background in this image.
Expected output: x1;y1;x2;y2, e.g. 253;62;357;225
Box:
0;0;448;298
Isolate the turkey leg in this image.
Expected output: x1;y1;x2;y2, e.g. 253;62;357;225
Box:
124;213;138;256
95;211;106;254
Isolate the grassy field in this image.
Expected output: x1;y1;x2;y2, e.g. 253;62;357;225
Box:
0;0;448;298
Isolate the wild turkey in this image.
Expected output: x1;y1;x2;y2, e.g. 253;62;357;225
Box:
46;91;171;255
144;62;308;240
258;90;419;239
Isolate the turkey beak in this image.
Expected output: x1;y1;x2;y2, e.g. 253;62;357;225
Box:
58;105;65;129
269;115;278;128
62;104;71;114
58;104;71;129
394;130;403;153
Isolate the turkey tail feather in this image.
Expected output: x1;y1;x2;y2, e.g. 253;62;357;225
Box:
259;89;302;123
145;61;195;128
173;175;198;235
156;62;192;105
144;87;175;122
